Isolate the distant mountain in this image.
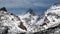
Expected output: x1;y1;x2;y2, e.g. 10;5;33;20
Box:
0;3;60;34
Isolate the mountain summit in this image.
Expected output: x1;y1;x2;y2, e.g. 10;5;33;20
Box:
26;9;36;16
0;7;7;11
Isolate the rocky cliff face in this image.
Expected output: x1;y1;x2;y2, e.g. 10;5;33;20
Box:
0;3;60;34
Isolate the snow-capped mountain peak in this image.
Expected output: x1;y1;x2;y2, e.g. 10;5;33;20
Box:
43;3;60;30
0;7;27;34
45;3;60;16
26;9;36;16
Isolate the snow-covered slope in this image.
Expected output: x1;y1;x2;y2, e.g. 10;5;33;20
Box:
1;3;60;34
19;4;60;32
18;3;60;34
0;7;26;34
18;9;44;32
44;3;60;29
40;3;60;34
31;3;60;31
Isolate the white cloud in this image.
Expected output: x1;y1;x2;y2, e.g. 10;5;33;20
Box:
0;0;59;9
0;0;50;8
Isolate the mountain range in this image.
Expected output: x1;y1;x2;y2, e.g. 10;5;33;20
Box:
0;3;60;34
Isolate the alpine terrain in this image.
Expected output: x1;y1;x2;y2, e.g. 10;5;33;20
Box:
0;3;60;34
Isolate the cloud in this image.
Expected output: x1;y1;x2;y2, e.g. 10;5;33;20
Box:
0;0;34;8
0;0;60;8
0;0;52;8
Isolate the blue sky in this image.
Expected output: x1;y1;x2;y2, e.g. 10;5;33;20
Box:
0;0;60;15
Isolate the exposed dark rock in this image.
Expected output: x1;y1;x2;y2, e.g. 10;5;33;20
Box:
33;32;41;34
56;15;60;19
52;20;55;22
18;22;27;31
26;9;36;16
44;17;50;23
1;26;9;34
19;32;26;34
0;7;7;11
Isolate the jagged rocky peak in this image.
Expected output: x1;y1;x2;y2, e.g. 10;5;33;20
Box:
26;9;36;16
49;3;60;9
0;7;7;11
0;7;8;15
45;3;60;16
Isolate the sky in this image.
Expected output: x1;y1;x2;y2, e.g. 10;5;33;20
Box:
0;0;60;15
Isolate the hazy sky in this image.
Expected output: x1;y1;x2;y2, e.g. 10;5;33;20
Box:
0;0;60;15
